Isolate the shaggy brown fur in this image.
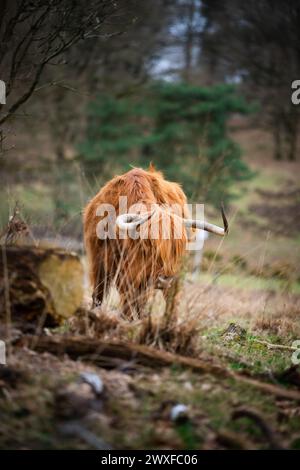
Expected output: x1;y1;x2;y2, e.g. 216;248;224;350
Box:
83;165;190;318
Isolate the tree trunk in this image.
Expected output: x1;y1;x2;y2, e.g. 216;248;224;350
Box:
0;246;83;330
273;120;283;161
183;0;196;83
285;114;298;161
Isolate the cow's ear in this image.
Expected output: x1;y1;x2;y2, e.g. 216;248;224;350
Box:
148;162;156;172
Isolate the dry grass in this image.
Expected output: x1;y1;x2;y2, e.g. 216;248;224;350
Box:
67;269;300;365
68;293;201;356
182;280;300;339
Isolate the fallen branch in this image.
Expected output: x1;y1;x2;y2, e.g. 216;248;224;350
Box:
20;335;234;375
232;407;284;450
20;335;300;401
251;339;297;351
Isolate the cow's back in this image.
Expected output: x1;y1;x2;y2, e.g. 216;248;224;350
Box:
83;167;188;292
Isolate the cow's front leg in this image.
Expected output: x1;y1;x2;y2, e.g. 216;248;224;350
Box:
162;276;181;323
91;262;111;308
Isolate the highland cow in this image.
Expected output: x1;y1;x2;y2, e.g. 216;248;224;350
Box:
84;165;227;318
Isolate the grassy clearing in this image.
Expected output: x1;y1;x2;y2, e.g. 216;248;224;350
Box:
196;272;300;294
201;326;293;375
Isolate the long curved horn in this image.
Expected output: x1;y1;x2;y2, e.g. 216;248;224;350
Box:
184;205;229;236
116;211;154;230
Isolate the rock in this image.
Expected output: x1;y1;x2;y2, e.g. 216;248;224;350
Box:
170;404;189;423
79;372;104;396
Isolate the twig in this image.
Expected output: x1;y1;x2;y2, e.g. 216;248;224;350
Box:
251;339;298;351
232;407;284;450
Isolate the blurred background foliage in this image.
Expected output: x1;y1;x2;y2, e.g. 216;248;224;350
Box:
0;0;299;240
79;83;254;206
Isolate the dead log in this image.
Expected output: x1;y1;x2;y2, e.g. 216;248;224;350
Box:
0;246;83;329
21;334;300;401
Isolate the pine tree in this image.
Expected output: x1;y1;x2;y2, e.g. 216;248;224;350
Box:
79;82;253;205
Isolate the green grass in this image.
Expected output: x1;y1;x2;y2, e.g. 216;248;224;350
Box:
197;272;300;294
200;326;294;376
